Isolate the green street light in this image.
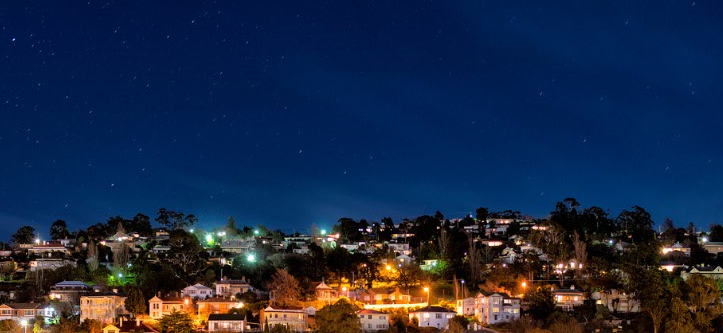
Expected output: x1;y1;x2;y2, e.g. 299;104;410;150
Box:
247;254;255;262
321;229;327;235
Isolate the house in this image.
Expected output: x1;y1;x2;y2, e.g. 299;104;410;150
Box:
387;242;411;256
261;305;308;332
455;297;475;316
215;278;256;297
409;306;456;330
148;296;190;319
28;243;71;255
473;292;520;324
681;266;723;281
0;303;56;322
662;242;691;256
357;309;389;332
50;280;93;303
553;287;585;311
315;282;337;302
102;318;158;333
198;296;243;321
30;258;76;271
702;242;723;255
420;259;440;271
358;288;411;304
208;314;245;332
600;289;639;313
219;237;255;254
182;283;215;300
80;293;128;324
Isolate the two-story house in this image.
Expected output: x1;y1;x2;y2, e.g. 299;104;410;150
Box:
473;292;520;324
197;296;243;321
0;303;56;322
215;278;256;297
357;309;388;332
80;293;128;324
181;283;215;300
553;287;585;311
409;306;456;330
148;296;190;319
261;305;308;332
600;289;640;313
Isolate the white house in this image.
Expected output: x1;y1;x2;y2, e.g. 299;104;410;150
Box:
215;278;256;297
208;314;245;332
600;289;639;313
148;296;188;320
0;303;56;322
80;293;127;324
182;283;215;299
681;266;723;281
662;242;691;256
261;305;308;332
455;297;475;316
357;309;389;332
409;306;456;330
473;292;520;324
553;287;585;311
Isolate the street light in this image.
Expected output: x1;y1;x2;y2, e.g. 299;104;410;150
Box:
423;287;430;305
20;319;27;333
342;286;348;298
521;281;527;300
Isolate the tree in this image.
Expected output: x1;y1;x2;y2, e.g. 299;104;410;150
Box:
571;232;586;278
709;224;723;242
316;299;361;333
616;206;655;243
475;207;489;222
685;274;723;332
159;310;195;333
226;216;239;236
11;226;35;246
447;316;468;333
156;208;197;230
166;230;207;283
50;220;70;240
528;286;555;320
268;269;301;304
664;284;694;333
86;241;99;272
629;268;666;333
124;288;147;317
129;213;153;237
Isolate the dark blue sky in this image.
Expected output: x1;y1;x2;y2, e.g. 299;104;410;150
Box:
1;1;722;237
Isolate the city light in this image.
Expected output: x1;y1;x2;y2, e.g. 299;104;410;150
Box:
247;254;256;262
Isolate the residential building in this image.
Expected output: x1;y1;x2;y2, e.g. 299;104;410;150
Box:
30;258;76;271
198;296;243;321
0;303;56;322
358;288;411;305
50;280;93;304
357;309;388;332
553;287;585;311
208;314;245;332
455;297;475;316
80;293;127;324
662;242;691;256
409;306;456;330
182;283;215;300
261;305;308;332
473;292;520;324
703;242;723;255
215;278;255;297
681;266;723;281
599;289;640;313
102;318;158;333
148;296;189;319
315;281;336;302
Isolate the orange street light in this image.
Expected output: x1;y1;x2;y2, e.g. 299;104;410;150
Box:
423;286;430;305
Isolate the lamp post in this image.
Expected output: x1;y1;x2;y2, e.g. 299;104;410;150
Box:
423;287;430;306
342;286;348;298
21;319;27;333
521;281;527;300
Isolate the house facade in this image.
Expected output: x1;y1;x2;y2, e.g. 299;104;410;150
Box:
600;289;640;313
198;296;243;321
0;303;55;322
553;287;585;311
208;314;245;332
456;297;475;316
261;305;308;332
409;306;456;330
148;296;189;319
182;283;215;299
473;292;520;324
215;278;255;297
681;266;723;281
80;293;127;324
358;309;389;332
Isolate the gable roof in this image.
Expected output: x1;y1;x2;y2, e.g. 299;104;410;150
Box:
409;306;455;314
208;314;245;321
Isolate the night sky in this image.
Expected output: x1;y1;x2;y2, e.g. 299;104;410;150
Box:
2;1;722;237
